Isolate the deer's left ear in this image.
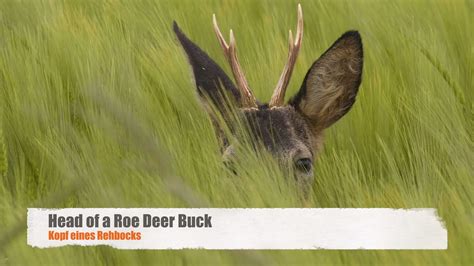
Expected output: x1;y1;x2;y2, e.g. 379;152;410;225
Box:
173;21;241;114
289;31;363;132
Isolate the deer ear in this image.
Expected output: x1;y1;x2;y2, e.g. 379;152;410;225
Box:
289;31;363;132
173;22;241;114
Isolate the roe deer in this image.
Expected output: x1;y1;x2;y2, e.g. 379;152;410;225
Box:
173;4;363;189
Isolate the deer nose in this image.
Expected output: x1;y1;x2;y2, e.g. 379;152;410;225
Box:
295;158;312;173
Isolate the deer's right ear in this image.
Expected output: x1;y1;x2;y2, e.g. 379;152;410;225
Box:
173;22;241;114
290;31;363;133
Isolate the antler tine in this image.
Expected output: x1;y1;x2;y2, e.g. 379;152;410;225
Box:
269;4;304;107
212;14;257;108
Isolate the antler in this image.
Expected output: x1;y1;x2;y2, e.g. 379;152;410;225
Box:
269;4;304;107
212;14;257;108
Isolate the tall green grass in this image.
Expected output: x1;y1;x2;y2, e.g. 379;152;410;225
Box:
0;0;472;264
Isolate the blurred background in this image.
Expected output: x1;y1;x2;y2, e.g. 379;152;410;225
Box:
0;0;472;264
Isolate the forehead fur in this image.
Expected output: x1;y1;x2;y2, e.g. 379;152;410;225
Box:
240;106;313;158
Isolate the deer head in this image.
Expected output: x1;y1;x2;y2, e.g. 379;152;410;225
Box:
173;4;363;187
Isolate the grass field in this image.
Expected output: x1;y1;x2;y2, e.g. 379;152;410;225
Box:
0;0;473;265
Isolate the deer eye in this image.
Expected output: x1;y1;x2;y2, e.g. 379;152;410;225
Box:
295;158;312;173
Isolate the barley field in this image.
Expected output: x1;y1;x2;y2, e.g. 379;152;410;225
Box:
0;0;472;265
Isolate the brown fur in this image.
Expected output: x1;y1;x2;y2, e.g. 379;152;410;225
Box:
173;22;363;189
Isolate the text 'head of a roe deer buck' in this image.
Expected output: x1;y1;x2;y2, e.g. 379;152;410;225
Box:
173;4;363;185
